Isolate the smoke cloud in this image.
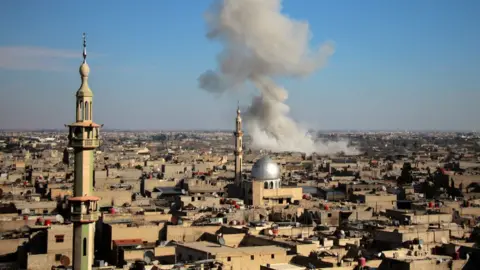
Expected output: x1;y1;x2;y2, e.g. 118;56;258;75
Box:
199;0;358;155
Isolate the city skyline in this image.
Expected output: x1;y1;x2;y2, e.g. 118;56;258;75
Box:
1;0;479;131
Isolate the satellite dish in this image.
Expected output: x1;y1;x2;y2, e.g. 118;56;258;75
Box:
143;250;154;265
267;230;273;236
56;214;64;224
24;208;30;214
216;233;225;246
60;255;71;267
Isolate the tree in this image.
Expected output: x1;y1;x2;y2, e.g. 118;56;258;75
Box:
397;162;414;185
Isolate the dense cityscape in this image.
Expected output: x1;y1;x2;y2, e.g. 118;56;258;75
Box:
1;105;480;270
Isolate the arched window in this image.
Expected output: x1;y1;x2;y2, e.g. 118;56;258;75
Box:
83;237;87;256
90;102;92;120
269;182;273;189
85;101;89;120
77;100;81;120
264;182;268;189
80;102;84;120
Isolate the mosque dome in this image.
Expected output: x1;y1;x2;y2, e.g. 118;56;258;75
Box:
251;156;280;180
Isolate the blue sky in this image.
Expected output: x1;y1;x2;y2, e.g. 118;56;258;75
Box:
0;0;479;131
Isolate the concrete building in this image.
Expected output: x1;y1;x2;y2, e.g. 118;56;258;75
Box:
176;241;290;270
66;33;101;270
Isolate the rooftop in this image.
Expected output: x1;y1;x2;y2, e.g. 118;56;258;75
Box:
178;241;286;256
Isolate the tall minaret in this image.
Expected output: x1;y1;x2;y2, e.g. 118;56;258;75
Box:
234;103;243;186
66;33;101;270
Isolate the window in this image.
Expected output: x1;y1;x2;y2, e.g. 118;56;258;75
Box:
250;255;254;260
264;182;268;189
85;101;89;120
271;254;275;259
55;235;64;243
55;254;62;261
227;257;231;262
328;213;332;217
80;102;84;120
43;209;48;214
83;238;87;256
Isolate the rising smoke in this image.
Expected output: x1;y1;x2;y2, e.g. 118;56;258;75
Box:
198;0;358;155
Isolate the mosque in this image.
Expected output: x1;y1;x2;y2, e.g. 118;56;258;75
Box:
233;107;303;207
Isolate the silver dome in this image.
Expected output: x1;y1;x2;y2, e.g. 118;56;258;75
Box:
251;156;280;180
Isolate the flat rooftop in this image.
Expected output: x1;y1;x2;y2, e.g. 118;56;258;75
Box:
178;241;286;256
265;263;305;270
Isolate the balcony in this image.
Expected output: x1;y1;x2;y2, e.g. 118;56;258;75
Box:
70;212;100;223
69;138;100;148
69;196;100;223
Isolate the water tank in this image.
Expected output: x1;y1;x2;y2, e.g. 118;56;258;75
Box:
324;204;329;210
44;219;52;226
171;216;178;225
454;251;460;260
109;208;116;214
428;202;434;208
358;257;366;267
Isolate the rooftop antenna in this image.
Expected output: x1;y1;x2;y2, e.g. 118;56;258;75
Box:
82;32;87;63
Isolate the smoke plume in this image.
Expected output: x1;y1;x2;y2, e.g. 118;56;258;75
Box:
199;0;358;155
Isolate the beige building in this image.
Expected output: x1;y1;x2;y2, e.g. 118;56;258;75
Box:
176;241;290;270
242;156;302;207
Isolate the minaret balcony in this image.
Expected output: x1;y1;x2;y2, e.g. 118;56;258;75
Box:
69;138;100;148
69;196;100;223
234;131;243;136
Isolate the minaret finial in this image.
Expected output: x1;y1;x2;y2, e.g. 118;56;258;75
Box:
82;33;87;63
237;100;241;115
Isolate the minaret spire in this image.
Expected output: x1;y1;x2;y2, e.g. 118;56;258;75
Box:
77;32;92;99
234;103;243;187
82;32;87;63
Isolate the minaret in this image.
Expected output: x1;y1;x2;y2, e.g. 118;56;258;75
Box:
234;103;243;186
66;33;101;270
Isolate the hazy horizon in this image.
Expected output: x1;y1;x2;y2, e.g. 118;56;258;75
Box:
1;0;479;131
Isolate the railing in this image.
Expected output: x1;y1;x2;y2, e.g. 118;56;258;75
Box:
70;212;100;223
69;139;100;148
